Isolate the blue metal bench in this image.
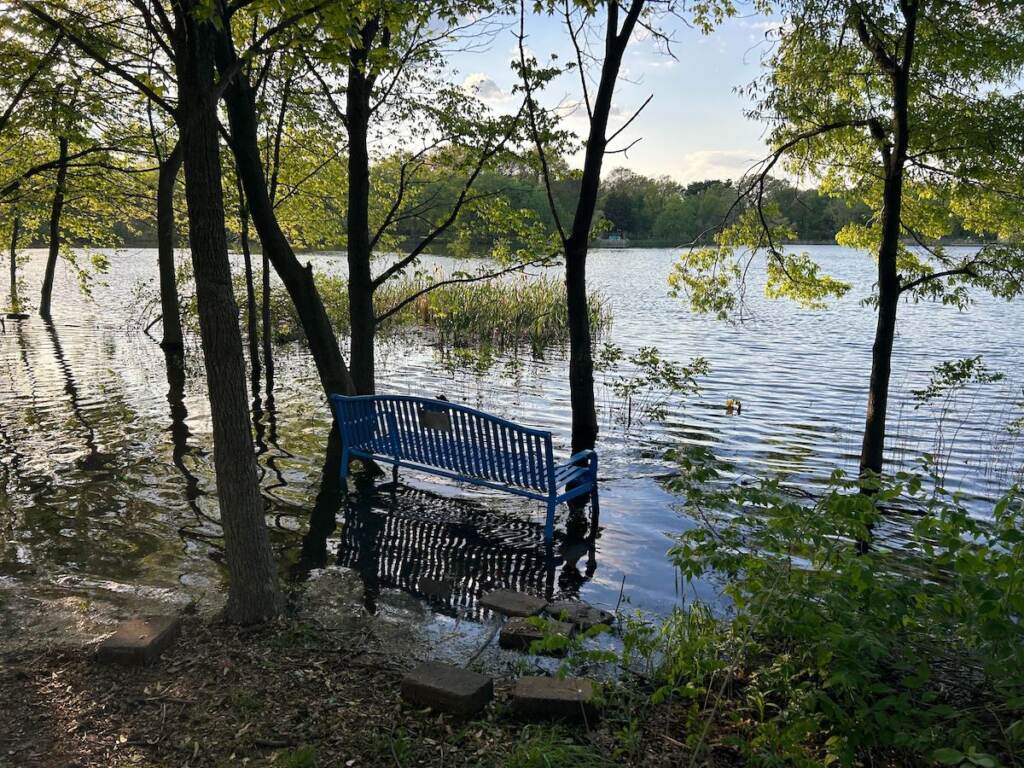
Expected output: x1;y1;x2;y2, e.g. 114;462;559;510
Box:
328;394;598;542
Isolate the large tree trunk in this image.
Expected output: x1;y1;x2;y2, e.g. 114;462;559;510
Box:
211;23;354;398
8;213;19;312
175;1;282;624
157;142;185;351
39;135;68;319
345;58;376;395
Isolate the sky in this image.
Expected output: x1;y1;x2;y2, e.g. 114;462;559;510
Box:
445;8;781;185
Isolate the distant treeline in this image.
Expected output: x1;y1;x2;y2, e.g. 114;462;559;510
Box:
385;166;880;250
92;165;983;253
594;170;870;245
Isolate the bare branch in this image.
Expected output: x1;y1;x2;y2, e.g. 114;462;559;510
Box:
518;0;567;245
606;93;653;145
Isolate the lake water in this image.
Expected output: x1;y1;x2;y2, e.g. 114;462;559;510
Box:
1;246;1021;643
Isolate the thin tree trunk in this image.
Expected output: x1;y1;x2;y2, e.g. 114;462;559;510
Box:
237;183;261;395
859;163;905;479
346;56;376;395
858;6;916;480
175;0;282;624
157;142;185;351
8;213;19;312
39;135;68;319
564;243;597;453
262;252;274;405
559;0;642;454
211;23;354;398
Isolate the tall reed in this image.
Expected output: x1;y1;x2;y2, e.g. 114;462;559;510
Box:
246;270;612;353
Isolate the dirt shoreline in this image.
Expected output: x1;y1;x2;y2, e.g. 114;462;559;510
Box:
0;569;715;768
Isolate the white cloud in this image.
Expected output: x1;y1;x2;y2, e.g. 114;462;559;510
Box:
461;73;513;103
675;149;762;183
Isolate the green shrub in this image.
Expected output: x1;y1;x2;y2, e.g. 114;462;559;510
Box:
647;450;1024;766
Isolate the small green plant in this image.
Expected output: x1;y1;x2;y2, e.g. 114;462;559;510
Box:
595;343;708;427
523;615;615;669
275;745;317;768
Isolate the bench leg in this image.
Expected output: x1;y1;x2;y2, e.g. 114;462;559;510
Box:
544;499;556;544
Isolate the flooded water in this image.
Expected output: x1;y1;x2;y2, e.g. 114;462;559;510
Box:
1;246;1021;644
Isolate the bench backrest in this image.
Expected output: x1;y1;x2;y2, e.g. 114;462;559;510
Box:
330;394;555;493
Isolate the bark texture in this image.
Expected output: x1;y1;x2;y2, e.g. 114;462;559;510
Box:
175;0;282;624
8;213;19;311
560;0;643;454
345;44;376;395
211;22;353;398
157;142;184;351
858;2;917;479
39;135;68;319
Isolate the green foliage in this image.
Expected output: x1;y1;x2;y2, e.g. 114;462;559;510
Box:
648;449;1024;766
912;357;1005;408
673;0;1024;319
595;343;707;426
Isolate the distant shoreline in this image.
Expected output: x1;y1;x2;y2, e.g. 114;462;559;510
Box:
24;237;999;254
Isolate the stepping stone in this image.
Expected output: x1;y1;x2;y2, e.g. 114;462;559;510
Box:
546;600;615;630
96;616;181;666
479;589;546;617
400;662;493;716
499;618;575;654
511;676;597;721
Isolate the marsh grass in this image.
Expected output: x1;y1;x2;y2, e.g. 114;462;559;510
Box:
240;269;612;353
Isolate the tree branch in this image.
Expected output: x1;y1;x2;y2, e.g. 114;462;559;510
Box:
518;0;567;246
19;1;177;116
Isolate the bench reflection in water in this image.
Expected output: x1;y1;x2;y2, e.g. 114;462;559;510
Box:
295;441;599;618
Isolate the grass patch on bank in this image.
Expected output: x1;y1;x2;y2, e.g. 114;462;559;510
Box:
243;269;611;353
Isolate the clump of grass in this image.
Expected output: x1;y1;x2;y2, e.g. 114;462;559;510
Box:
274;745;316;768
241;269;611;353
503;726;611;768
